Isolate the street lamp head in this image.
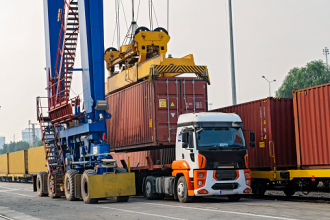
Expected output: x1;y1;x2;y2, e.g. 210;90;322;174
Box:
262;76;265;78
274;79;276;82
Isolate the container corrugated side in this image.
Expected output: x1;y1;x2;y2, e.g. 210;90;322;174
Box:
112;151;149;168
106;78;208;152
212;97;296;170
8;150;27;174
293;83;330;168
28;147;48;174
112;148;175;169
0;154;9;174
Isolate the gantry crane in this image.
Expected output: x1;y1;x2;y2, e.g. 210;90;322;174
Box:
35;0;135;204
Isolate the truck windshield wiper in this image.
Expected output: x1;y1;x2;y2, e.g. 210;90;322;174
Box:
229;145;246;150
200;145;224;150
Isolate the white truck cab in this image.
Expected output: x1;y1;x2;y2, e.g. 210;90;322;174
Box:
144;112;255;203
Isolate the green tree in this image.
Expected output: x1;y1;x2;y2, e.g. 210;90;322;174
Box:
276;60;330;98
0;141;31;154
36;140;44;147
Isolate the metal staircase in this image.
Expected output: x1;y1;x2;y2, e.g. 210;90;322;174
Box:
49;0;79;124
37;97;66;197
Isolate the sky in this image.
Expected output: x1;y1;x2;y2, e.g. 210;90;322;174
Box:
0;0;330;143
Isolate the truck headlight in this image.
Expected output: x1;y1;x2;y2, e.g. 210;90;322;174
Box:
198;173;204;178
245;179;250;185
198;181;203;186
245;172;250;178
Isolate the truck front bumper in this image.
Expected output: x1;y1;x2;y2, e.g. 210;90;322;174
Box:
193;170;251;196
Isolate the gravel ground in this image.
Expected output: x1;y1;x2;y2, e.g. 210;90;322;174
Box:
265;190;330;198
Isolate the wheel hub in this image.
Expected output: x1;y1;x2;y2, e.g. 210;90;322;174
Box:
146;181;151;197
177;182;185;197
66;178;70;192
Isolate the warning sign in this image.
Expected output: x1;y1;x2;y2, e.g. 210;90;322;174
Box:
264;135;267;140
170;102;175;107
259;142;265;148
159;99;166;107
149;119;152;127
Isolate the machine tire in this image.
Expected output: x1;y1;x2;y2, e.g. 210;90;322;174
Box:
37;171;48;197
48;175;61;199
65;169;79;201
144;176;158;200
81;170;98;204
227;195;241;202
177;176;192;203
113;168;130;202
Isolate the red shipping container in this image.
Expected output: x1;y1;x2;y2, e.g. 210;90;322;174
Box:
106;78;208;152
293;83;330;169
211;97;296;170
112;148;175;169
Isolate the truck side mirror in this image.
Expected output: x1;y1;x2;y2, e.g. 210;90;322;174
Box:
250;131;255;142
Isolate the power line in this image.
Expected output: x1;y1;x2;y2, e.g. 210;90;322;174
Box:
152;1;159;27
120;0;128;30
136;0;141;22
117;0;120;48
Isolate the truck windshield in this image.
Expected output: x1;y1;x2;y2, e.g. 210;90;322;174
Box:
196;127;246;149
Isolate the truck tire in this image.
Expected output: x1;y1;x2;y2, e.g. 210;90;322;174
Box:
81;170;98;204
227;195;241;202
113;168;130;202
37;171;48;197
65;169;79;201
177;176;192;203
144;176;158;200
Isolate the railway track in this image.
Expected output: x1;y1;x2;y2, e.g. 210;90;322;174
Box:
254;190;330;204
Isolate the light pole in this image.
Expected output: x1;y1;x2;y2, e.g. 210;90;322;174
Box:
228;0;237;105
323;47;329;70
262;76;276;97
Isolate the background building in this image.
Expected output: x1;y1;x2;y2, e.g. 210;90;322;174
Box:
0;136;5;149
22;129;41;144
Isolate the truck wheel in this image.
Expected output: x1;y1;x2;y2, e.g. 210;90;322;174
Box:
81;170;98;204
113;168;130;202
177;176;192;203
144;176;158;200
37;171;48;197
227;195;241;202
65;169;79;201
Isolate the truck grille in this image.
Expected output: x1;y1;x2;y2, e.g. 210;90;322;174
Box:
211;183;239;190
213;170;237;181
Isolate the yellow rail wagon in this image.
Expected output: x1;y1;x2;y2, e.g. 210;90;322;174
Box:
0;146;47;182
